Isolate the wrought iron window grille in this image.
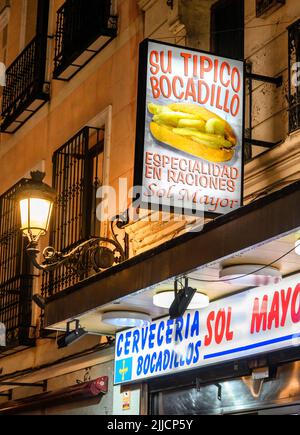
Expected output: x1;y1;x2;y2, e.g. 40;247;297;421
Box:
53;0;118;81
0;35;49;134
288;19;300;134
0;0;50;134
0;181;35;353
245;65;283;153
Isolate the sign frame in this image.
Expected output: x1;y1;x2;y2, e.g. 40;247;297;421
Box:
134;38;246;218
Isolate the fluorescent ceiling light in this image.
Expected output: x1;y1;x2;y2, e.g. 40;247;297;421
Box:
101;311;151;328
219;264;282;286
153;289;209;310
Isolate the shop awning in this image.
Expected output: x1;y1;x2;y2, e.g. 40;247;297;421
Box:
44;180;300;329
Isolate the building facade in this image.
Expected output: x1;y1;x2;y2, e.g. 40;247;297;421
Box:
0;0;299;415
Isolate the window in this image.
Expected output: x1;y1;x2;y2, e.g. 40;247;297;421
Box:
1;0;50;133
288;19;300;133
211;0;244;60
0;181;35;352
256;0;285;18
53;0;117;80
41;127;104;298
24;0;39;49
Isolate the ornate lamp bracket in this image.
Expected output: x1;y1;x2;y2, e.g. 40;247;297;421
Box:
26;214;129;274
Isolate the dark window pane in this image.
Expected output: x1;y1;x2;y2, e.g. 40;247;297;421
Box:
211;0;244;60
256;0;285;18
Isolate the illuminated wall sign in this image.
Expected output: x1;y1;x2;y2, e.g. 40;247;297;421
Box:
134;39;244;217
114;274;300;384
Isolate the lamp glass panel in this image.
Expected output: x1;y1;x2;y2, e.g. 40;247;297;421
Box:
20;198;52;237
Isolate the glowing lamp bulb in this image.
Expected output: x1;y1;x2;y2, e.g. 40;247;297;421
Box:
20;198;53;239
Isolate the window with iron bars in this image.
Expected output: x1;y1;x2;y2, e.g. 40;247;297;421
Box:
288;19;300;134
41;127;104;299
256;0;285;17
0;0;49;134
0;180;35;353
53;0;117;80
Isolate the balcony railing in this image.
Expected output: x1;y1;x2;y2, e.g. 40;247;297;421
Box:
256;0;285;17
41;127;128;300
53;0;117;81
1;34;49;134
0;181;35;355
41;127;103;299
288;19;300;134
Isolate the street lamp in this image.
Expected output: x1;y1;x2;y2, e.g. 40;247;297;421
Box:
17;171;56;244
16;171;127;273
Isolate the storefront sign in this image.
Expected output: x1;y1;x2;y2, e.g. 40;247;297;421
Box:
134;39;244;216
114;274;300;384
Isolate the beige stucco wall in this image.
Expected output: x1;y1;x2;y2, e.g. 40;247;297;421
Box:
14;360;115;415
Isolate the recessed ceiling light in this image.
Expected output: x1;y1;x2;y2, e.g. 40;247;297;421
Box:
101;311;151;328
153;289;209;310
219;264;282;286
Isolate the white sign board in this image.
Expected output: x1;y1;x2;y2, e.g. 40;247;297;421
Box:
114;274;300;384
134;40;244;216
